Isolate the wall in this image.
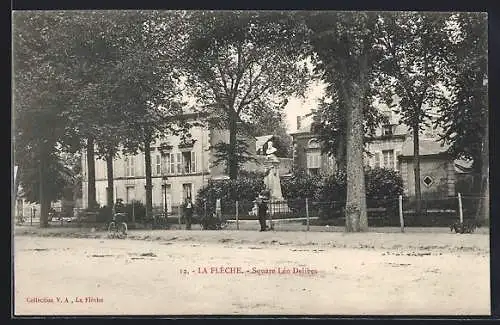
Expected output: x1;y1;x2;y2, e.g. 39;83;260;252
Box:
401;157;455;199
365;137;406;170
291;133;334;174
81;124;211;208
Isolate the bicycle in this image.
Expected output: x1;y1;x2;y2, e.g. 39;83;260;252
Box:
107;212;128;239
16;215;25;225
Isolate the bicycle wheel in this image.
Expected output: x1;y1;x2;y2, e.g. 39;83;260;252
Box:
118;222;128;238
108;222;117;238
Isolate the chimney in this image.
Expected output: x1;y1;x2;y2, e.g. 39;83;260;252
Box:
296;116;302;130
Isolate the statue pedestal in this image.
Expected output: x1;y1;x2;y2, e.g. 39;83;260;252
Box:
263;155;290;215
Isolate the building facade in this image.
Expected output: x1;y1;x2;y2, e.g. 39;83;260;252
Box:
81;115;293;211
81;115;212;211
291;102;462;198
290;114;336;176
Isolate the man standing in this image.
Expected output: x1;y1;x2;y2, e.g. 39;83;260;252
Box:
257;192;269;232
184;197;193;230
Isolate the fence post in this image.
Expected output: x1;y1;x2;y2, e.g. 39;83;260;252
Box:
178;205;182;225
269;201;273;230
235;201;239;230
132;201;135;224
306;198;310;231
399;195;404;233
31;207;33;226
458;193;463;224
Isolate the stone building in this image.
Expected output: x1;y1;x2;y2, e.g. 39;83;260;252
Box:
398;138;455;198
291;101;466;198
81;112;292;211
290;113;336;176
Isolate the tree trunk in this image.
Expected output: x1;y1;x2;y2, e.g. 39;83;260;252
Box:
228;111;238;180
144;137;153;220
475;134;489;224
106;152;114;208
413;125;422;215
345;80;368;232
86;137;96;209
335;133;347;173
39;146;49;228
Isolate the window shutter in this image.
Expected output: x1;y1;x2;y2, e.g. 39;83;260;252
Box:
395;150;401;170
151;154;155;176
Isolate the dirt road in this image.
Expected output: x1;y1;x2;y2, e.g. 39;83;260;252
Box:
13;232;490;316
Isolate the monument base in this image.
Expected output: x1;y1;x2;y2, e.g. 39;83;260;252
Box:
267;200;291;215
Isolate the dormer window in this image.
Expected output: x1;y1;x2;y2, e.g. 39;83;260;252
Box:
307;139;321;149
382;125;394;136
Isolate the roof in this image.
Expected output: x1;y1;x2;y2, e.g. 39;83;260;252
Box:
454;158;474;173
400;137;450;157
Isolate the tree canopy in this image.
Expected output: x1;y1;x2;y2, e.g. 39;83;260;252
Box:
182;11;310;178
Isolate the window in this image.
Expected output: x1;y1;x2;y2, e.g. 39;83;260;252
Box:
191;152;197;173
395;150;401;171
182;152;191;174
176;153;182;174
382;150;394;169
307;151;321;175
125;186;135;203
154;155;161;176
382;125;394;136
308;168;320;176
125;156;135;177
375;152;381;168
175;151;197;174
183;183;192;201
169;153;175;174
163;154;170;175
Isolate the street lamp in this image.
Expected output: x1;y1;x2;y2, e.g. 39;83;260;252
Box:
162;176;168;217
158;142;172;216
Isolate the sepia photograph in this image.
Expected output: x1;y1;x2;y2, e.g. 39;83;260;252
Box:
11;10;489;316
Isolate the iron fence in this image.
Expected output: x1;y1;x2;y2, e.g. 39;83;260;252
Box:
15;194;488;231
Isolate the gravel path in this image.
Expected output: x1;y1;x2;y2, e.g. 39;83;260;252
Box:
13;230;490;316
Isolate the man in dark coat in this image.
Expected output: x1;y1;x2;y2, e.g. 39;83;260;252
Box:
257;192;269;232
184;197;194;230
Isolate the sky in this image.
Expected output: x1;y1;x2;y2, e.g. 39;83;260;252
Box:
283;80;327;132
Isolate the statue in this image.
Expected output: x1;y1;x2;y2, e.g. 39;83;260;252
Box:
263;141;284;201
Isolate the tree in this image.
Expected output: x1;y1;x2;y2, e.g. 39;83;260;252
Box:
113;11;189;220
13;12;83;226
376;12;452;215
305;11;384;232
183;11;310;179
311;83;387;172
435;13;488;222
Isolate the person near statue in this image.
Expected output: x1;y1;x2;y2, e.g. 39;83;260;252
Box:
256;190;270;232
183;197;193;230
